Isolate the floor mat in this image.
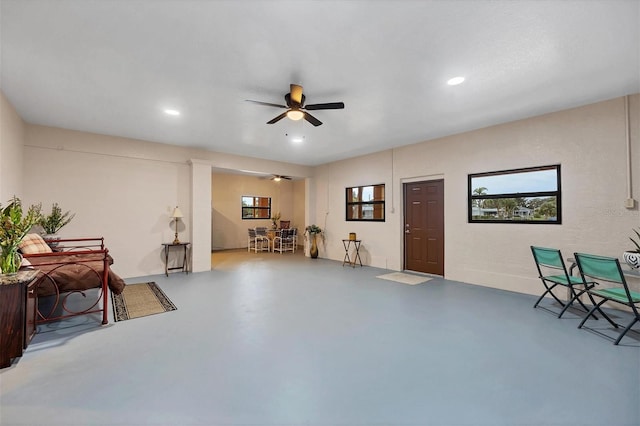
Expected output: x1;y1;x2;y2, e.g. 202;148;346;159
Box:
111;282;177;321
376;272;432;285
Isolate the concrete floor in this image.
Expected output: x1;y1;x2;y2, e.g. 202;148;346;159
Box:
1;249;639;425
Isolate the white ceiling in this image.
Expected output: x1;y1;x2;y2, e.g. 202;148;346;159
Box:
1;0;639;167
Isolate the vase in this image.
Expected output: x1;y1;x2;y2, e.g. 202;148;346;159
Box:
310;234;319;259
623;251;640;269
43;234;60;248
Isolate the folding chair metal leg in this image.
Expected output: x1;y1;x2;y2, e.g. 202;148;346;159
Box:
579;299;618;329
558;287;597;319
613;317;640;345
558;289;578;318
573;289;595;314
533;282;566;309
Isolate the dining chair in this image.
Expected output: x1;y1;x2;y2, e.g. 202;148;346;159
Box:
273;228;295;254
574;252;640;345
254;227;270;252
530;246;596;318
248;228;268;253
279;220;291;230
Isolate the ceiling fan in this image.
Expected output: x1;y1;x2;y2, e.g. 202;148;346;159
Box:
246;84;344;127
270;175;292;181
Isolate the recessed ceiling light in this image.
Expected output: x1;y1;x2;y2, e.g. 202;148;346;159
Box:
447;76;465;86
164;109;180;116
292;137;303;143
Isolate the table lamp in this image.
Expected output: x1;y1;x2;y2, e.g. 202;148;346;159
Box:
171;206;183;244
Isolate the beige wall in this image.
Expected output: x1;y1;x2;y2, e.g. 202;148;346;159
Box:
0;91;25;201
309;95;640;296
311;150;395;265
23;125;192;278
21;124;312;278
211;173;301;250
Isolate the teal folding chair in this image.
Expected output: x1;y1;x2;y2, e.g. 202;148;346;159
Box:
575;253;640;345
530;246;595;318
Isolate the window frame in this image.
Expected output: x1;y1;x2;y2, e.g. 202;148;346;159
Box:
468;164;562;224
345;183;386;222
241;195;272;220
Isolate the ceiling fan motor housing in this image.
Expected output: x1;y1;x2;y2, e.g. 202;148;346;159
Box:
285;93;305;108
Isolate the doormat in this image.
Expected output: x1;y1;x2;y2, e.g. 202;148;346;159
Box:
111;282;177;321
376;272;432;285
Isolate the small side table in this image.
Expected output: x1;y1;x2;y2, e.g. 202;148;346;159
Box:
342;239;363;268
162;242;190;276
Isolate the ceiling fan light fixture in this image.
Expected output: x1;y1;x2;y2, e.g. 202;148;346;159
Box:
286;110;304;121
273;176;282;182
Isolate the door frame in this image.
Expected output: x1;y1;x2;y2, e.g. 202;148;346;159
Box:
401;175;445;275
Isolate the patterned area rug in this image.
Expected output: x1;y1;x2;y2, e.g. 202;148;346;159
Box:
111;282;177;321
376;272;432;285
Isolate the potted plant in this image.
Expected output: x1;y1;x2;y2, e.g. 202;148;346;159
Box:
305;224;323;258
38;203;75;245
0;197;41;274
623;228;640;269
270;212;281;229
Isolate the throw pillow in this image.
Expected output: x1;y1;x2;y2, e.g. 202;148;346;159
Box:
18;233;53;254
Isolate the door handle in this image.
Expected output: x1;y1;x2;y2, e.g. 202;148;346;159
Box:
405;229;410;234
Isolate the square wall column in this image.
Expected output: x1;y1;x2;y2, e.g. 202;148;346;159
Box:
190;159;212;273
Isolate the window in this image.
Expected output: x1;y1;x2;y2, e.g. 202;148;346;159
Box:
346;184;385;221
468;165;561;224
242;196;271;219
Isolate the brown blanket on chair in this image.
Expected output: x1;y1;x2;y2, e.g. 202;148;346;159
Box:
26;253;126;297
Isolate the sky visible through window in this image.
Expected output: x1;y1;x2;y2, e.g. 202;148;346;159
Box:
471;169;557;195
362;186;373;201
350;186;376;201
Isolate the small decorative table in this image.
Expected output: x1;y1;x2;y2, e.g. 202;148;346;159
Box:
162;242;190;276
342;239;363;268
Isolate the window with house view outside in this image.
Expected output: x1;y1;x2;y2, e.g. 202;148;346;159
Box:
346;184;385;221
468;165;561;224
242;196;271;219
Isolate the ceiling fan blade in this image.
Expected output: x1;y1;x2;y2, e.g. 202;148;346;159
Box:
246;100;287;108
305;102;345;110
290;84;303;105
303;111;322;127
267;111;288;124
